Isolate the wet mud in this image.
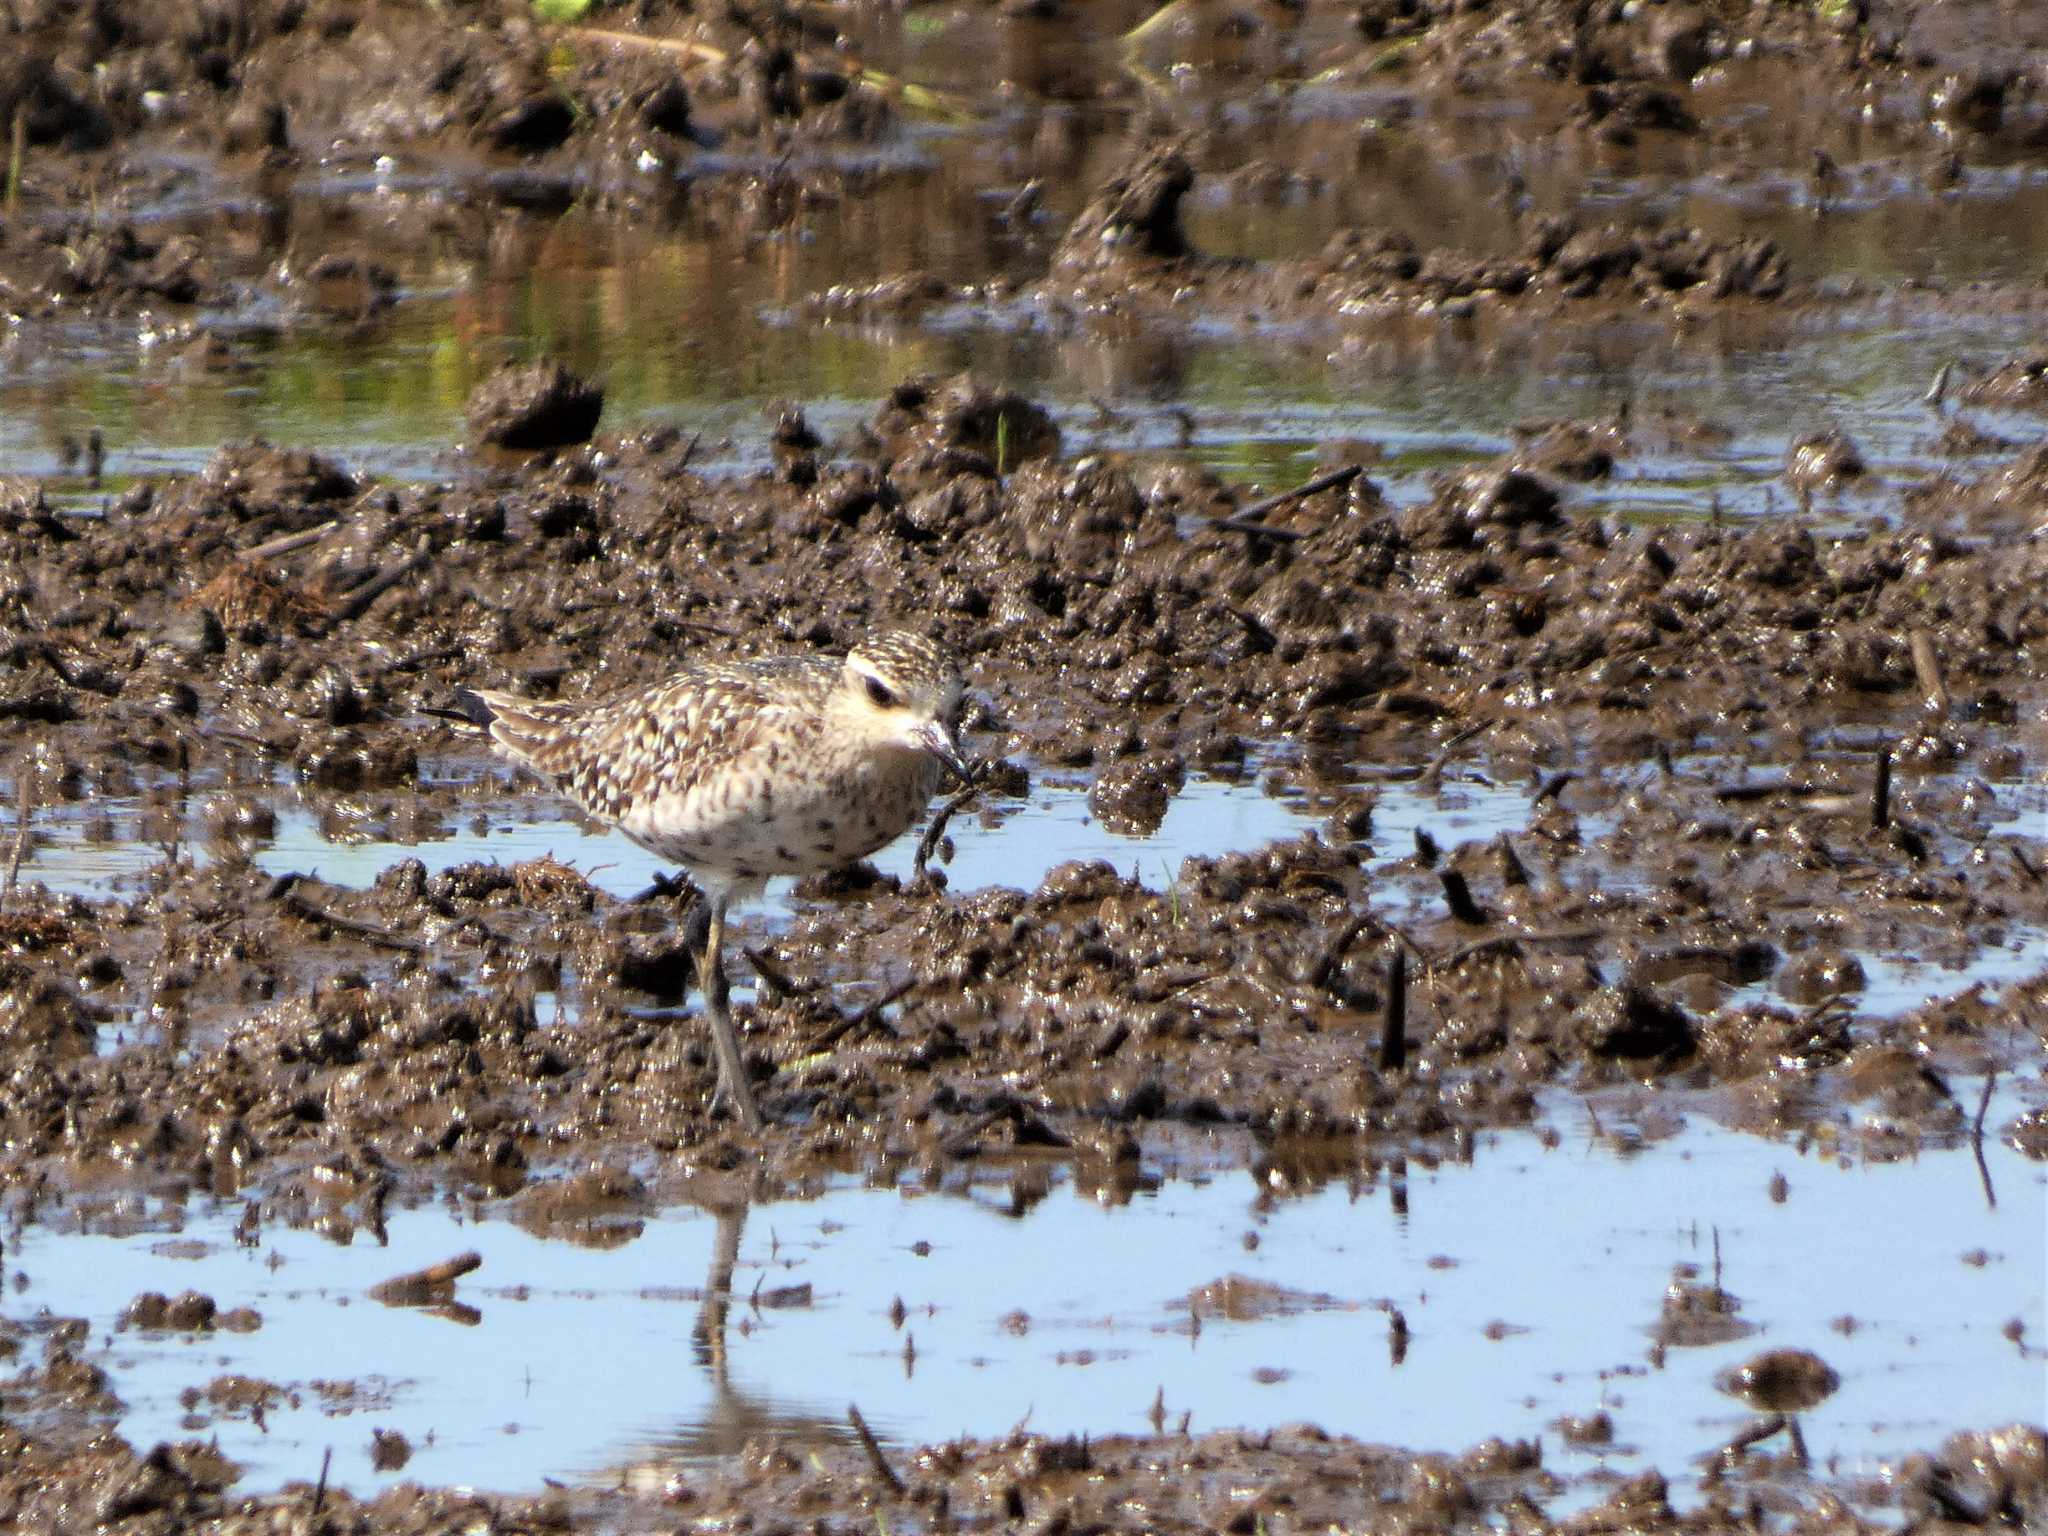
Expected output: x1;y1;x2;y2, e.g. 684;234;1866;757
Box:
2;0;2046;1529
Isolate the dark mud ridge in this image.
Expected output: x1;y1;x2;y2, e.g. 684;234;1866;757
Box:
0;1412;2043;1533
4;393;2047;1178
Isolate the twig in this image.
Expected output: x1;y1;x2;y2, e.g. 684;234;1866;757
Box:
847;1402;904;1494
1717;1414;1788;1460
1379;946;1407;1072
312;1447;331;1514
742;944;810;1001
282;889;425;952
1908;629;1949;717
1715;781;1822;803
1973;1070;1998;1141
804;980;913;1056
913;774;987;878
200;726;290;757
244;519;340;561
1871;745;1893;831
1434;928;1600;973
329;543;430;624
4;104;23;211
1423;719;1492;787
1924;359;1954;409
1309;912;1379;991
1209;464;1362;540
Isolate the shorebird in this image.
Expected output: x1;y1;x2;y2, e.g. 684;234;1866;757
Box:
441;632;969;1131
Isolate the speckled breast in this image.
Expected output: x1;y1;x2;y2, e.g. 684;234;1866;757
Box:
625;743;942;883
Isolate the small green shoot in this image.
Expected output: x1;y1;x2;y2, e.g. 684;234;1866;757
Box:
533;0;594;23
995;412;1010;476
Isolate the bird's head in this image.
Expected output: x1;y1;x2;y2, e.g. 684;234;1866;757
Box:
841;631;969;780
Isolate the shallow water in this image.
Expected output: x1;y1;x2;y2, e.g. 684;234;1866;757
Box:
6;167;2047;530
6;752;1533;904
11;1084;2040;1503
15;749;2045;1035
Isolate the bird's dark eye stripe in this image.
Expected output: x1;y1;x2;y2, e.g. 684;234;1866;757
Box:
864;676;897;708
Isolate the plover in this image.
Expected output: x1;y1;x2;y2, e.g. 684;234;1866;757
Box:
443;632;968;1131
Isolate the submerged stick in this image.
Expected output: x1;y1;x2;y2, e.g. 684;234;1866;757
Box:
1870;745;1893;831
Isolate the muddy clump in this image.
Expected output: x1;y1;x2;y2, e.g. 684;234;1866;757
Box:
467;360;606;451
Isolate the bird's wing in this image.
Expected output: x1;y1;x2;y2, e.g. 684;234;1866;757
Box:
476;662;830;825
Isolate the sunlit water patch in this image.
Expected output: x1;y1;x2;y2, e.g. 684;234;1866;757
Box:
7;1086;2040;1504
5;758;1541;914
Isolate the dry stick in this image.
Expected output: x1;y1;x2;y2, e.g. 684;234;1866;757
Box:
312;1447;332;1513
330;544;430;624
282;889;425;953
1379;946;1408;1072
244;519;340;561
806;980;914;1056
1715;780;1822;803
847;1402;904;1494
1435;928;1600;973
742;944;810;1001
1908;628;1950;718
1211;464;1362;540
1870;745;1893;831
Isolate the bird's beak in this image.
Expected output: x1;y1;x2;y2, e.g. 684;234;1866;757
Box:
915;719;972;782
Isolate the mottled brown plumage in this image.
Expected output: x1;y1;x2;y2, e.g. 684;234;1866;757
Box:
452;631;968;1132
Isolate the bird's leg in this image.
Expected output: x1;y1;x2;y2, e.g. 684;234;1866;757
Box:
699;894;765;1133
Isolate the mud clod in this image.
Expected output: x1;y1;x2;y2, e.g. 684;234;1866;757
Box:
467;361;606;451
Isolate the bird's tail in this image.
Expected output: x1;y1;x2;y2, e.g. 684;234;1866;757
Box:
464;688;594;778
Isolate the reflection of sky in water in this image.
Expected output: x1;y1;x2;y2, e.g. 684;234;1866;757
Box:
9;764;1538;908
14;759;2047;1024
10;1091;2041;1503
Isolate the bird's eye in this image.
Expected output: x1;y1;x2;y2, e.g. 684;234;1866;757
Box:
863;676;898;709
